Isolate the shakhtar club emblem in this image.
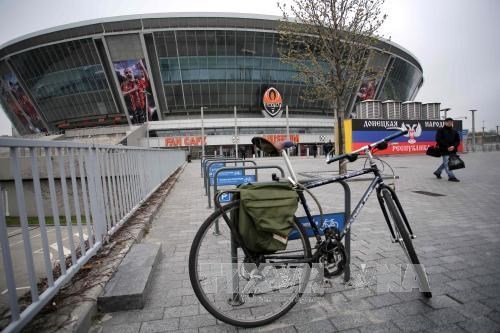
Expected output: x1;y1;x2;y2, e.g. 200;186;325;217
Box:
262;87;282;117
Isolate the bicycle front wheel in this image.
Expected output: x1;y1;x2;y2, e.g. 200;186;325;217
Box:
189;200;312;327
381;189;432;298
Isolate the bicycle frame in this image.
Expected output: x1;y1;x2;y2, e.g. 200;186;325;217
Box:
281;144;415;248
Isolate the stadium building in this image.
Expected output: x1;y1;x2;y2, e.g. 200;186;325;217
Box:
0;13;426;156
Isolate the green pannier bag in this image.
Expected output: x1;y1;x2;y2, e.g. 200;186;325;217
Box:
236;182;299;254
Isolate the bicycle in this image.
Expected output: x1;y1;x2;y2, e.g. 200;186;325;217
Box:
189;130;432;328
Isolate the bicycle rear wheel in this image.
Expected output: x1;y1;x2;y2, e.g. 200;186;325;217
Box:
189;200;312;327
381;189;432;298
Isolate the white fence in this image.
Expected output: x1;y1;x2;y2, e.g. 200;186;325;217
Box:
0;137;186;333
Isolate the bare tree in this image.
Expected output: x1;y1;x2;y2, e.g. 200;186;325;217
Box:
278;0;387;169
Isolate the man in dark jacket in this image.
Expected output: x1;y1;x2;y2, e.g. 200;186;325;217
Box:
433;117;461;182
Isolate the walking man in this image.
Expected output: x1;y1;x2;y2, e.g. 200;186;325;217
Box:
433;117;461;182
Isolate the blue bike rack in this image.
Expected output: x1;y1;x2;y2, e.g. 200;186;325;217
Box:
209;165;285;208
204;160;257;197
201;156;241;178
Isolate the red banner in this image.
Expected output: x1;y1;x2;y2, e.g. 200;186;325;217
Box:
346;119;464;155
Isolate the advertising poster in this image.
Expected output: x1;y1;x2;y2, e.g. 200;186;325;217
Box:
356;73;377;102
113;59;157;124
344;119;463;155
0;70;47;133
355;52;388;104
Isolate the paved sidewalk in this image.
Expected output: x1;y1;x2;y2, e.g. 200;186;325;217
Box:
92;152;500;332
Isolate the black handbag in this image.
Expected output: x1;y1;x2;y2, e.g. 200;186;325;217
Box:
448;154;465;170
426;146;441;157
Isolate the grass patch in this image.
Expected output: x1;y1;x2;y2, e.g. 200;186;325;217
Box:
5;216;88;227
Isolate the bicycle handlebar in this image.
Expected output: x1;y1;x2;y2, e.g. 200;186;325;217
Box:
326;130;408;164
326;152;358;164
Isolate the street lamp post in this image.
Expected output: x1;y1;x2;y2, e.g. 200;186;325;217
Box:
201;106;206;158
146;115;149;148
469;110;477;152
234;106;238;158
482;121;486;151
440;108;451;119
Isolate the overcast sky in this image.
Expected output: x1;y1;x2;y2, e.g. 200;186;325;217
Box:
0;0;499;135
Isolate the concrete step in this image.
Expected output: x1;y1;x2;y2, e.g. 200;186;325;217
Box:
98;243;161;312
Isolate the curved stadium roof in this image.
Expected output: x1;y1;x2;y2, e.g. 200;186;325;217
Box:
0;13;423;134
0;12;422;71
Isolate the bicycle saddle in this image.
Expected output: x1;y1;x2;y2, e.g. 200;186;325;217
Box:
251;137;294;154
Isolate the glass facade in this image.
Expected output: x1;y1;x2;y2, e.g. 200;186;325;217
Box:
378;57;422;102
9;38;117;125
0;16;423;133
153;30;326;111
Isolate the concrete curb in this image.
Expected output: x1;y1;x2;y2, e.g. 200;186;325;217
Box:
97;243;162;312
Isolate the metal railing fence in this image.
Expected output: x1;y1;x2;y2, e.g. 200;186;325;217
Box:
0;137;186;333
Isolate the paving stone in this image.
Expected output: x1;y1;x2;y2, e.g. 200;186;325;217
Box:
445;279;479;291
479;297;500;311
393;299;433;316
474;284;500;298
167;287;196;297
445;289;486;304
340;298;375;312
428;273;453;285
456;301;493;319
139;318;180;333
365;293;403;308
392;314;435;332
486;311;500;324
428;284;461;297
240;322;297;333
179;314;217;329
425;295;462;309
457;316;500;333
424;307;467;325
144;295;182;309
294;319;336;332
336;329;360;333
357;321;402;332
99;308;165;326
182;295;202;306
423;324;467;333
426;266;449;274
442;269;476;280
163;304;200;318
393;290;425;302
94;323;141;333
328;312;370;331
199;325;238;332
468;274;499;286
277;307;328;325
342;286;376;300
365;306;400;323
